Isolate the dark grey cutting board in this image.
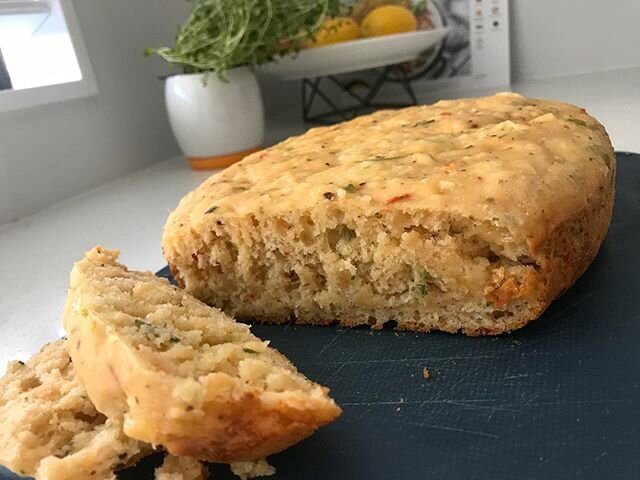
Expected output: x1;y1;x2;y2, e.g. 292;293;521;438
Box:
2;152;638;480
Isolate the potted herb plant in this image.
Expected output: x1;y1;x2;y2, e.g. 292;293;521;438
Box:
146;0;339;170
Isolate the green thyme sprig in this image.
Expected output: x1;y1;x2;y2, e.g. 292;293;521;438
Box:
568;118;587;127
145;0;340;79
415;270;433;297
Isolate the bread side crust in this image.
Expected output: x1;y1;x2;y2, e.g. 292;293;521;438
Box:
470;146;615;334
469;184;615;334
165;172;614;336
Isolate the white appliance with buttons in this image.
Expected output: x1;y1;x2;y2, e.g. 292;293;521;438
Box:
404;0;510;92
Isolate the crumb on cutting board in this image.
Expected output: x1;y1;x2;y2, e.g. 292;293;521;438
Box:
154;455;207;480
230;459;275;480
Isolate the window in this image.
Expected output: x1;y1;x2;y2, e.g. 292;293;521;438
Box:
0;0;97;112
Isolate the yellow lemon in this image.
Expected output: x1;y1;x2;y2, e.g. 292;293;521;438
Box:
360;5;418;37
306;17;360;48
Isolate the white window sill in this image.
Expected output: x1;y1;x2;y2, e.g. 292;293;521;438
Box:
0;75;98;112
0;0;98;113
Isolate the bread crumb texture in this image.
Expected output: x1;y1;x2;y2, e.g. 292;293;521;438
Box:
230;458;276;480
63;247;341;462
155;455;207;480
0;340;150;480
163;93;615;335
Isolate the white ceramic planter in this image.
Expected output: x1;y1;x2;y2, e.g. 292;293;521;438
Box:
165;67;265;170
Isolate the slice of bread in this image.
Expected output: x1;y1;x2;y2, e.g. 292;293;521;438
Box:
63;247;341;462
162;93;615;335
155;455;207;480
0;340;151;480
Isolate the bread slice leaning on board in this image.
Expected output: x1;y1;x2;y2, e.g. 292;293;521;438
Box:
162;93;615;335
0;338;274;479
63;247;341;462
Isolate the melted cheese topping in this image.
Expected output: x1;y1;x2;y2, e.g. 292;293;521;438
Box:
172;93;613;243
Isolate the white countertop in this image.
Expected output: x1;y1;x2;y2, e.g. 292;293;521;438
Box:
1;67;639;368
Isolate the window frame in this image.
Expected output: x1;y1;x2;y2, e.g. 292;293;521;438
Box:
0;0;98;113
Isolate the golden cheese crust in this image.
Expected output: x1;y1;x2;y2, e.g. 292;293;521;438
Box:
63;247;341;462
162;93;615;334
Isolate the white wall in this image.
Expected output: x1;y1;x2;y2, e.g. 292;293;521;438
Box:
0;0;190;224
510;0;640;81
1;0;639;225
